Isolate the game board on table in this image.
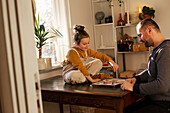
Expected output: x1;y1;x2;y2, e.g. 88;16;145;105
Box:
92;78;125;86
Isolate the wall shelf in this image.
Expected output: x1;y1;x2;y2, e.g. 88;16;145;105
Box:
91;0;149;78
114;23;150;77
117;51;149;54
97;47;115;50
94;23;113;27
92;0;115;61
115;24;136;28
92;0;108;3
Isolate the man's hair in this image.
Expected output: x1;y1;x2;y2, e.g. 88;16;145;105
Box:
140;18;160;32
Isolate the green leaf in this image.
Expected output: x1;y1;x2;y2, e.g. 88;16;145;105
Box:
51;27;63;37
139;13;144;20
40;25;43;32
34;13;63;51
48;36;56;39
142;6;155;18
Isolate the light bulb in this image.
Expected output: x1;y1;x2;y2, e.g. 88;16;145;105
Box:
139;7;142;13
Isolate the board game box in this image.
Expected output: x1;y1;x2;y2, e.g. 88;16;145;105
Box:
92;78;125;86
99;66;115;78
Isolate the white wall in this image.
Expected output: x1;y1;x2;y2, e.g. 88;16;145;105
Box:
129;0;170;39
68;0;95;50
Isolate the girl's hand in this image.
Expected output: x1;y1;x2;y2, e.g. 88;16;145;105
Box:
86;76;101;83
109;59;119;72
91;78;101;83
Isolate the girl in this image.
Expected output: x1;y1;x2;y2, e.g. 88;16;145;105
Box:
63;25;118;84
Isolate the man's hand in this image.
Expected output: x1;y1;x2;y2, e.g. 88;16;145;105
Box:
125;78;136;85
121;78;136;91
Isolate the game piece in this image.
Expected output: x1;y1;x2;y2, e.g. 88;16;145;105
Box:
71;81;76;84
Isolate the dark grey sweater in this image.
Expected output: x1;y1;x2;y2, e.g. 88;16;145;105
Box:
134;40;170;101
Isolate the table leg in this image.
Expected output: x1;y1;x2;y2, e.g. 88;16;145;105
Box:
59;103;63;113
116;98;124;113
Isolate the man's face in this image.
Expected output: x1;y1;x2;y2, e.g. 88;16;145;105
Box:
136;25;154;47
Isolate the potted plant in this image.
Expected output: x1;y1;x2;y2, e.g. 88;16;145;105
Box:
139;6;155;20
35;14;63;70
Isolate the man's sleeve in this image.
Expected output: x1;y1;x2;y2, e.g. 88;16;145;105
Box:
133;69;150;93
135;69;150;84
138;47;170;95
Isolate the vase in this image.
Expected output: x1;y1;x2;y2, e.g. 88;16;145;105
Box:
117;13;125;26
37;58;52;70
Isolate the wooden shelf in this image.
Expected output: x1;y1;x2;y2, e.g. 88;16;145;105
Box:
92;0;108;3
117;51;150;54
94;23;113;27
97;47;115;50
115;24;136;28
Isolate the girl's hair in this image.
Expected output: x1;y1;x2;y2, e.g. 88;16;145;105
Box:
73;25;89;45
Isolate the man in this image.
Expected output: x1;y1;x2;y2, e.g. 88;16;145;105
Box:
121;18;170;113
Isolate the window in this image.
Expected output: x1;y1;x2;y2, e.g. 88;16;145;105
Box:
35;0;70;66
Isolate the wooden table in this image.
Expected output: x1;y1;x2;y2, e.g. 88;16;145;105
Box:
41;76;142;113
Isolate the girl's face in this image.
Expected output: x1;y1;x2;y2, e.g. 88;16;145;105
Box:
76;37;90;51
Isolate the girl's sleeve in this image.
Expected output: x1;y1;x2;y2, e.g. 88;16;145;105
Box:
87;49;112;62
67;50;90;76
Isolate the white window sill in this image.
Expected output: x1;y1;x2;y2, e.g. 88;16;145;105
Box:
39;64;63;80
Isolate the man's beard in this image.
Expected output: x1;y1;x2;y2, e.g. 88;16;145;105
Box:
144;38;154;47
144;41;150;47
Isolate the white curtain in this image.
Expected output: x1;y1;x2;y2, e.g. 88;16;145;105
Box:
51;0;70;65
35;0;70;65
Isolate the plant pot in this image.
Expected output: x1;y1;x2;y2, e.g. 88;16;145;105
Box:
144;14;152;19
37;58;52;70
